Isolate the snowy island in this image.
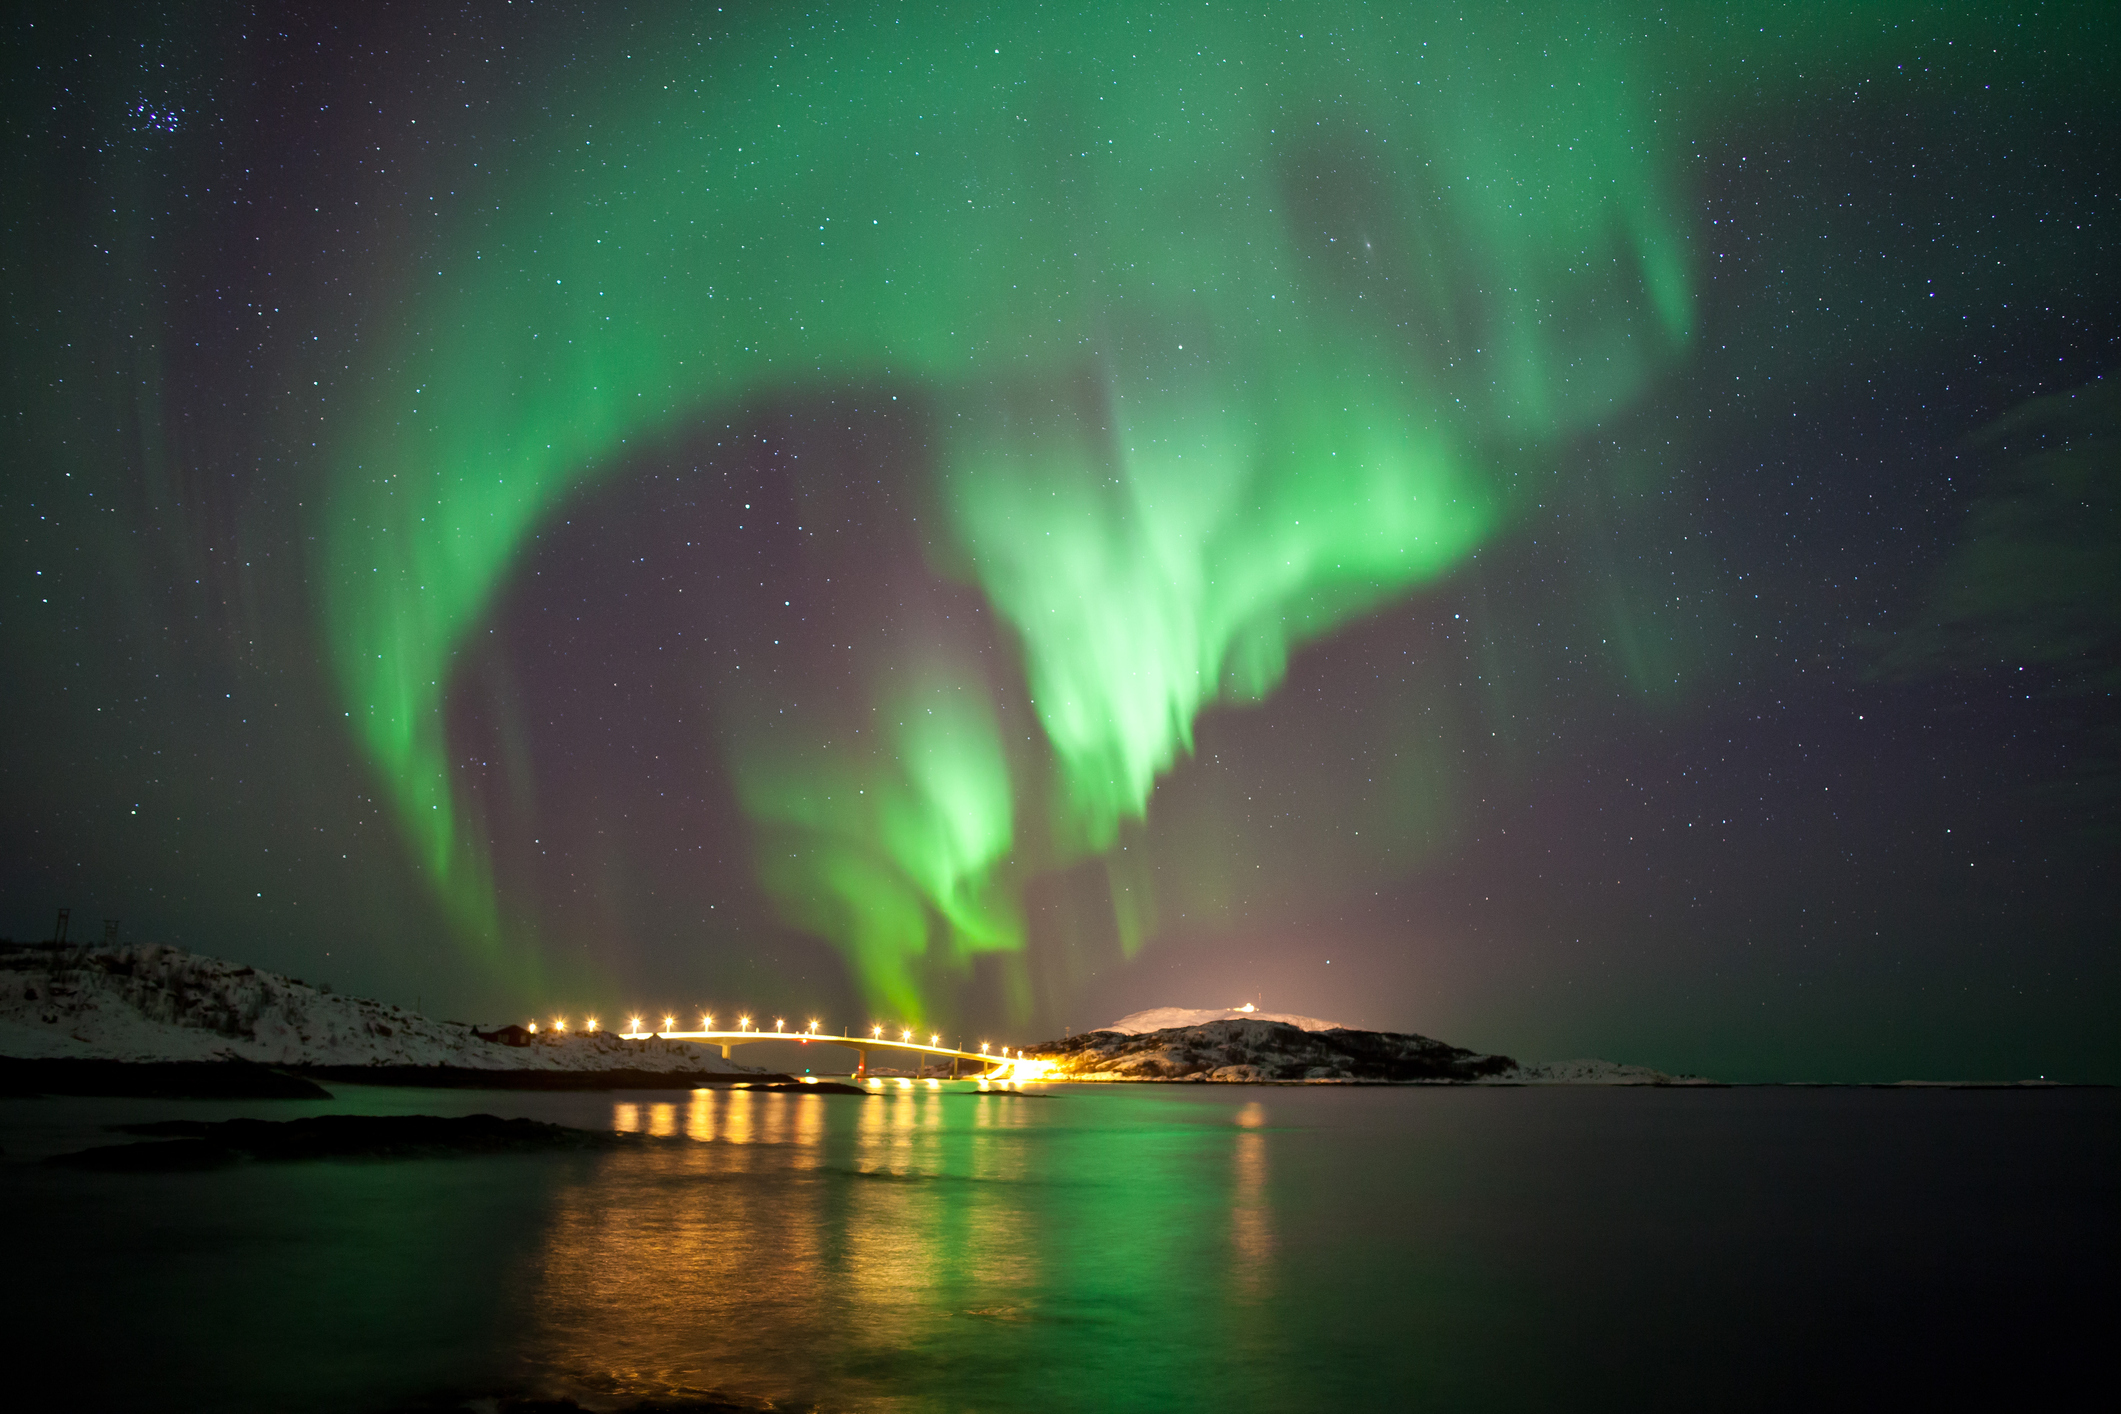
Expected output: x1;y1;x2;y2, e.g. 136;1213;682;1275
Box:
1026;1005;1712;1085
0;941;760;1095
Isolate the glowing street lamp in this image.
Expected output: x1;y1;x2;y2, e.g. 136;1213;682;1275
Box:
739;1015;752;1031
930;1033;940;1048
701;1014;713;1031
586;1018;598;1033
555;1017;567;1033
980;1042;989;1054
807;1019;819;1035
872;1024;884;1039
663;1015;675;1032
900;1028;912;1043
774;1018;785;1033
629;1016;642;1034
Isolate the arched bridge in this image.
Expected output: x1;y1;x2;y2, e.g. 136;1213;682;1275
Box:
615;1023;1037;1079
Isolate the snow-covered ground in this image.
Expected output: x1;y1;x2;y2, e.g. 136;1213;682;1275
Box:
0;944;749;1074
1038;1018;1516;1082
1103;1005;1349;1034
1063;1010;1714;1084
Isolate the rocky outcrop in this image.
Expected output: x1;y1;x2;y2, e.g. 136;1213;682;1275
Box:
1032;1018;1519;1082
1503;1058;1715;1085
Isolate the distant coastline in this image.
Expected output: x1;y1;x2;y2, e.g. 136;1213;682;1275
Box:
2;944;2079;1094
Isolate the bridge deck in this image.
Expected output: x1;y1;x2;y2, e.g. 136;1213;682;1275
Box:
615;1027;1021;1075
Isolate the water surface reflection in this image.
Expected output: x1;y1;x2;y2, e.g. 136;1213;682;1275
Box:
521;1083;1271;1410
5;1086;2111;1412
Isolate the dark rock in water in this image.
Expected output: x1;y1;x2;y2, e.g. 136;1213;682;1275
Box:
295;1064;788;1090
56;1137;240;1172
738;1080;871;1094
1033;1019;1517;1082
47;1113;646;1171
0;1057;331;1100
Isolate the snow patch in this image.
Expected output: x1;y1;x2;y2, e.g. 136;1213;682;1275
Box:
1104;1006;1350;1035
0;944;752;1074
1039;1018;1514;1082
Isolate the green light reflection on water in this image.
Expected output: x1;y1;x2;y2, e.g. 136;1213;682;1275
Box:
525;1085;1311;1409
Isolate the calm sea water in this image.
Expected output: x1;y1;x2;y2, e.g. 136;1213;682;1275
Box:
3;1082;2113;1412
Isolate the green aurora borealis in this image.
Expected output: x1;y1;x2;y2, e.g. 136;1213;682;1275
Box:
324;3;1735;1014
8;0;2118;1075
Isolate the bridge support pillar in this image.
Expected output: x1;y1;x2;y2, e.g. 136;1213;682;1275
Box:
719;1043;733;1060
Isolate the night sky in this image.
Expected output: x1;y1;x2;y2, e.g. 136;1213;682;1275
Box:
5;1;2115;1081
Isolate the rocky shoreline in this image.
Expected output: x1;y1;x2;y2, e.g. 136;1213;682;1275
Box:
296;1064;793;1091
1028;1018;1714;1085
1031;1018;1518;1082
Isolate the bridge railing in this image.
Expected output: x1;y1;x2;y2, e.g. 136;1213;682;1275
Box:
605;1026;1034;1077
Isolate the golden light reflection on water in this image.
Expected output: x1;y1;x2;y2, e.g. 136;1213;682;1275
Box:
682;1092;714;1144
1231;1103;1276;1299
518;1085;1280;1409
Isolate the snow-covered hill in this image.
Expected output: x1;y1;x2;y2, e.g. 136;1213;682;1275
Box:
1104;1005;1349;1034
1035;1018;1714;1084
0;943;748;1075
1034;1018;1517;1082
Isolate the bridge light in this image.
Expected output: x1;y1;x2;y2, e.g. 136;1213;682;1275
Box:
930;1033;940;1048
774;1018;785;1033
701;1014;713;1030
555;1018;568;1032
629;1016;642;1034
807;1019;818;1034
872;1025;883;1039
980;1042;988;1053
901;1028;912;1043
663;1015;675;1032
586;1018;598;1033
739;1015;751;1031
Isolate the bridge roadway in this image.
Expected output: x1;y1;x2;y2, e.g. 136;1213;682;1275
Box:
616;1025;1025;1079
